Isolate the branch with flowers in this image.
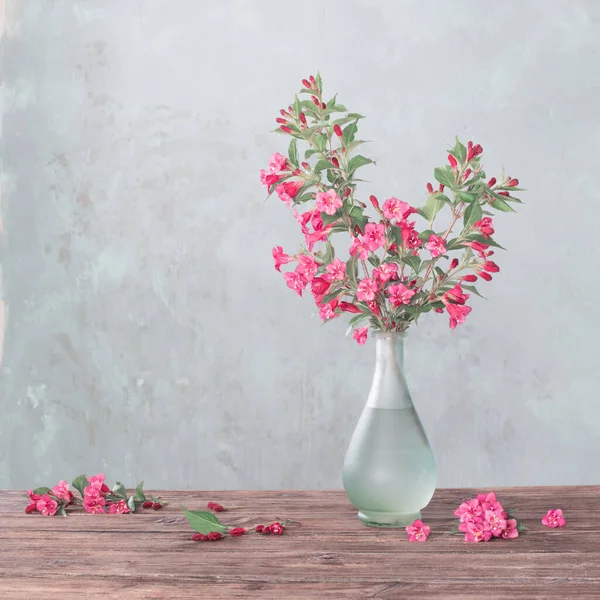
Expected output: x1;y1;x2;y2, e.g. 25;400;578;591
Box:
263;74;523;344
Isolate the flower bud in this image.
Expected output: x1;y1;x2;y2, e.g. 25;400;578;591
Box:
333;124;343;137
448;154;458;170
434;308;444;313
311;96;320;106
461;274;477;282
229;527;247;537
152;502;163;510
331;156;339;168
302;78;311;88
25;503;37;514
309;75;316;85
479;272;492;282
507;178;519;187
255;524;264;532
439;184;445;192
462;168;471;182
426;182;433;194
487;177;497;187
450;258;459;270
483;261;500;273
498;191;509;196
276;118;288;125
299;112;307;125
369;195;380;210
207;532;223;541
280;125;292;134
142;500;154;509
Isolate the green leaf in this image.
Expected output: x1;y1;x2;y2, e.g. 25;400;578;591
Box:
346;256;358;283
315;72;323;93
71;475;89;499
347;155;374;174
288;139;298;166
135;481;146;502
305;148;320;159
314;159;336;172
323;240;335;263
517;522;528;533
349;206;368;230
433;166;455;189
127;496;137;512
419;229;435;242
293;95;301;117
367;254;381;268
461;284;487;299
112;482;127;499
402;255;421;272
345;313;368;337
57;506;67;517
346;113;365;119
33;487;51;496
295;193;314;204
321;289;342;304
457;191;478;203
330;103;347;112
449;138;466;163
342;121;358;145
490;197;516;212
313;133;328;152
423;194;445;222
182;507;227;534
468;233;506;249
463;202;483;230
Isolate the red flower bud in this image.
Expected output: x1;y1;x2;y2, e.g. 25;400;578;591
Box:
280;125;292;134
142;500;154;509
462;168;471;182
450;258;459;270
311;96;320;106
466;148;475;161
344;188;351;198
472;144;483;157
507;178;519;187
25;503;37;514
299;112;307;125
276;117;288;124
279;109;289;117
439;184;445;192
483;261;500;273
467;141;473;150
498;191;509;196
369;195;380;210
207;532;223;541
255;524;264;532
301;162;310;169
331;156;339;168
339;302;361;314
409;279;418;288
321;102;327;109
461;274;478;282
302;78;311;88
487;177;497;187
270;522;285;535
152;502;163;510
434;308;444;313
191;533;202;541
426;182;434;194
333;124;343;137
261;526;271;535
448;154;458;170
229;527;247;537
309;75;316;85
479;272;492;282
207;502;225;512
388;243;397;253
101;484;111;494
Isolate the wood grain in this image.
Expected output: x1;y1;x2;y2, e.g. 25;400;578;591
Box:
0;487;598;599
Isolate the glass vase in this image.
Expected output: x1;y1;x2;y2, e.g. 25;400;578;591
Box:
342;331;437;527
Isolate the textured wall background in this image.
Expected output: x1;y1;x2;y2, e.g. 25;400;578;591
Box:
1;0;599;490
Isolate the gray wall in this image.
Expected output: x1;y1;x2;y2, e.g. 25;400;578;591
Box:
1;0;599;490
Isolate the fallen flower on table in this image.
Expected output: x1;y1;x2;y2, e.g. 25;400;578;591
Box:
405;519;431;542
25;474;165;516
452;492;526;542
542;508;566;528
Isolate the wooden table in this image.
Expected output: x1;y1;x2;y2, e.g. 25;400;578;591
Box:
0;487;598;598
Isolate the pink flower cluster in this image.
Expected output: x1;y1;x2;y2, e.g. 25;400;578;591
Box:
454;493;519;542
25;481;75;516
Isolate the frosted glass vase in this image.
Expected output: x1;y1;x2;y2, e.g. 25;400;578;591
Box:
342;332;437;527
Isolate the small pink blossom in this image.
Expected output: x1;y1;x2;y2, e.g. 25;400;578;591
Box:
502;518;519;539
107;500;131;515
296;255;319;282
474;217;494;238
405;519;430;542
485;509;507;537
27;489;41;503
275;180;303;207
310;276;330;304
443;284;470;306
425;234;447;258
315;189;342;215
447;303;472;329
382;197;416;223
269;152;288;173
373;262;398;284
284;271;308;296
454;498;483;522
325;258;346;281
349;237;369;260
293;208;313;235
352;326;368;345
36;494;58;517
400;220;423;249
260;170;283;190
542;509;566;528
51;480;71;503
363;223;386;251
319;299;339;321
272;246;293;272
356;278;379;302
87;473;105;491
477;492;501;513
464;519;493;543
387;283;416;308
83;495;106;514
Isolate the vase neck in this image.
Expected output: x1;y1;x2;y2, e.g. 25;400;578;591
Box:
375;333;404;371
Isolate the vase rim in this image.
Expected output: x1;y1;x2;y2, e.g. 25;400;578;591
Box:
373;330;406;338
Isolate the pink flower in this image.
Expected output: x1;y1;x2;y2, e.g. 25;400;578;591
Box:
485;509;507;537
293;208;313;235
373;262;398;284
356;278;379;302
310;276;330;304
83;493;106;514
352;326;368;345
477;492;501;512
542;509;566;528
275;180;303;207
349;237;369;260
272;246;293;272
363;223;386;251
405;519;431;542
425;234;447;258
269;152;288;173
443;284;470;306
107;500;131;515
51;480;71;503
340;301;361;314
454;498;483;522
296;255;319;282
315;189;342;215
325;258;346;281
87;473;105;491
502;518;519;539
447;303;472;329
27;489;41;503
260;170;283;190
399;220;422;249
284;271;308;297
464;519;492;543
36;494;58;517
319;299;339;321
382;197;416;223
474;217;494;238
387;283;416;308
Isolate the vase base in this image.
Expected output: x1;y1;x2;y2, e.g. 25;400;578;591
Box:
357;509;421;528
